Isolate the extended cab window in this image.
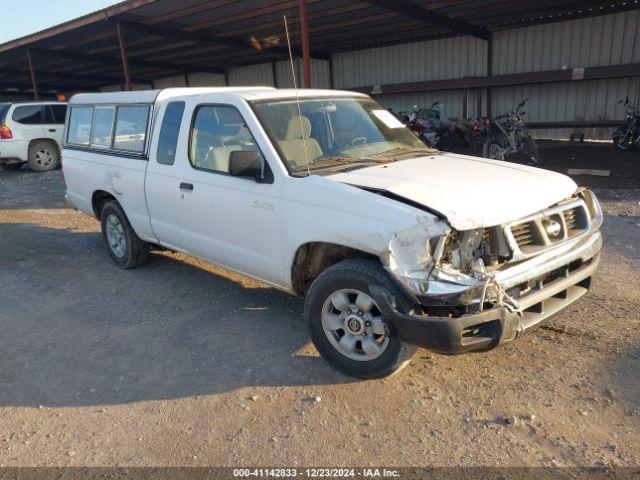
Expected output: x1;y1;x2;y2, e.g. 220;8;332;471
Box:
67;106;94;145
113;106;150;153
156;101;185;165
189;105;263;174
91;107;115;148
12;105;43;124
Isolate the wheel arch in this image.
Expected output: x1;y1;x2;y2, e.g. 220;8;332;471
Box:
290;241;380;296
28;138;60;154
91;190;118;219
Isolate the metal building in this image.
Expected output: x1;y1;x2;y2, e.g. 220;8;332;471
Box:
1;0;639;139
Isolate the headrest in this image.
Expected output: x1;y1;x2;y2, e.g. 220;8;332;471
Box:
285;115;312;140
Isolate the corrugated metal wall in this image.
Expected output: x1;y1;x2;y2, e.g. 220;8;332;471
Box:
187;72;226;87
274;59;330;88
492;11;640;74
153;75;187;88
332;36;487;87
329;10;640;139
332;35;488;120
123;10;640;140
227;63;274;86
489;10;640;139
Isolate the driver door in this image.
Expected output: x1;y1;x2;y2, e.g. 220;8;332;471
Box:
171;101;284;285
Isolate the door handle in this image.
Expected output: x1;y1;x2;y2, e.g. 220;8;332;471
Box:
48;129;57;132
179;182;194;192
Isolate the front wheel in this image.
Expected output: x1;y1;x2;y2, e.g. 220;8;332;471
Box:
521;135;541;165
100;201;150;269
612;128;635;151
482;139;504;160
305;259;417;379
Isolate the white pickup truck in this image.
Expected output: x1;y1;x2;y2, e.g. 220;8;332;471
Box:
63;87;602;378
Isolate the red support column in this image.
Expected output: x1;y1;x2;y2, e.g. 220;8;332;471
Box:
26;50;39;100
298;0;312;88
116;22;133;91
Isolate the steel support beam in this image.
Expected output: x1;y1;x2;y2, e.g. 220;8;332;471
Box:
115;18;330;62
116;22;133;91
299;0;312;88
360;0;490;40
28;47;224;76
1;66;121;85
26;50;39;100
352;62;640;96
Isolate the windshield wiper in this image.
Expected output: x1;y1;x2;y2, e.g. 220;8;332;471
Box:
372;145;438;158
291;156;389;173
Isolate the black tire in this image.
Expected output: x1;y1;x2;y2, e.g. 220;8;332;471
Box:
482;139;503;160
305;259;417;379
612;128;635;151
1;162;24;171
521;135;541;165
27;140;60;172
100;200;150;269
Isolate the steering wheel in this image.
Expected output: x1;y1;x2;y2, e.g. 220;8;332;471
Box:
351;136;368;146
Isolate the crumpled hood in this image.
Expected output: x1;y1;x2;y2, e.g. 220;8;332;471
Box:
328;152;577;230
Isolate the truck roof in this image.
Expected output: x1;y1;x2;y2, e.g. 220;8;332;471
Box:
68;87;367;105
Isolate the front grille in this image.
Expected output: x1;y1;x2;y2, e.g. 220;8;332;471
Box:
511;222;535;247
508;199;590;257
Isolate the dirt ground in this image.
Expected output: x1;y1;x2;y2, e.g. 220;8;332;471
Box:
0;142;638;469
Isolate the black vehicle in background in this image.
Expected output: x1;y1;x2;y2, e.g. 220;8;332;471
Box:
612;96;640;151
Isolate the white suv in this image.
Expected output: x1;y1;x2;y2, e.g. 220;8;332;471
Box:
0;101;67;171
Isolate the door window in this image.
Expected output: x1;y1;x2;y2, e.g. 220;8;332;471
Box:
45;105;67;124
12;105;43;124
156;101;185;165
189;105;263;174
113;106;150;153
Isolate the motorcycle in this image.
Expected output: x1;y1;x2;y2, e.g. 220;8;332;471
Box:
481;98;540;164
612;96;640;151
400;102;466;150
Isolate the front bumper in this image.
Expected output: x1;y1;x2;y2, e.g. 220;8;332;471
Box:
375;231;602;354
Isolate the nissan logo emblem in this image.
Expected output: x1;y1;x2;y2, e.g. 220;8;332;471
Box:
544;219;562;237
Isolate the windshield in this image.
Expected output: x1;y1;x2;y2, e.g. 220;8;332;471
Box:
0;103;10;123
252;97;436;174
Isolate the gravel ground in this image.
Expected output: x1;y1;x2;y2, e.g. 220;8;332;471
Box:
0;143;638;468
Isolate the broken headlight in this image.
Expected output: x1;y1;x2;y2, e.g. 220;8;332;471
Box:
386;218;450;294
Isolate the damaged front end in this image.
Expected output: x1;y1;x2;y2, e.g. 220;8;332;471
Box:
380;189;603;354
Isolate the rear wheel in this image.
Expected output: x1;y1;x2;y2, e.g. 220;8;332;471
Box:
28;141;60;172
100;201;150;269
613;128;635;151
482;139;504;160
305;259;417;379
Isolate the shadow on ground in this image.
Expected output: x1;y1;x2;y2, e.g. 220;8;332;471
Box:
0;223;353;408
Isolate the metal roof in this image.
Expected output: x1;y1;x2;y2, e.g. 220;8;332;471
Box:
1;0;639;95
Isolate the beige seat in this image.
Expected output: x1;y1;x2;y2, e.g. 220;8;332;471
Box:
277;115;323;167
204;146;237;172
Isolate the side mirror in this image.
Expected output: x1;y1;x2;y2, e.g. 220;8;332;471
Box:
229;150;262;180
